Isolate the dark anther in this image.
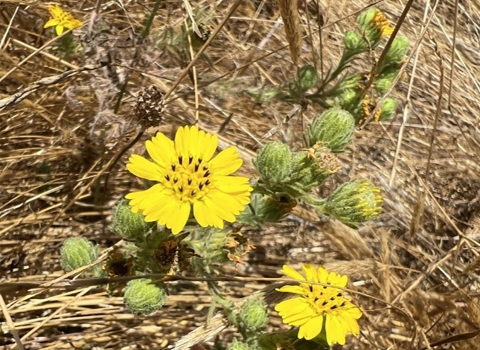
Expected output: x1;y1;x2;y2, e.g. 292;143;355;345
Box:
179;186;183;193
173;177;178;183
205;179;210;186
188;179;192;185
313;297;318;302
204;170;211;177
195;163;200;172
203;165;208;170
199;183;204;190
171;165;176;171
198;158;203;163
165;175;170;181
308;286;313;292
178;156;183;165
189;156;193;164
322;301;328;306
330;297;335;301
330;305;338;310
337;293;342;297
340;301;346;307
191;190;196;196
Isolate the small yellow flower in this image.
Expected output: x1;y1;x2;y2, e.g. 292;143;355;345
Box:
372;10;394;36
44;4;82;36
275;264;362;345
126;125;252;234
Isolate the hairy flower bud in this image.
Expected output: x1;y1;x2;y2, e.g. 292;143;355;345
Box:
254;141;293;185
295;65;318;91
60;237;98;272
308;108;355;152
379;97;398;121
124;279;168;315
239;296;269;332
343;31;367;54
110;199;151;242
384;36;409;65
228;339;250;350
321;179;382;227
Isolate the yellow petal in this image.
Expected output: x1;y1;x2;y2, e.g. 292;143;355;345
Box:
275;298;313;326
197;129;218;161
325;314;346;345
281;265;306;282
125;184;165;210
55;25;64;36
44;19;59;28
317;265;329;283
298;316;324;340
65;18;82;30
302;264;318;283
193;200;224;228
169;201;191;234
126;154;163;181
209;147;242;175
276;285;305;295
48;4;64;17
146;132;175;168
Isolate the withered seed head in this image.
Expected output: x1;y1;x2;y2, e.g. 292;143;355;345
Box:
134;86;166;128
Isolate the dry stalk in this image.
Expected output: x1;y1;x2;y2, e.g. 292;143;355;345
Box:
277;0;302;65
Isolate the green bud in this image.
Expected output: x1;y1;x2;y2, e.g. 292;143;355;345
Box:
295;65;318;91
237;193;296;225
124;279;168;315
308;108;355;152
60;237;98;272
384;36;409;65
337;89;359;108
254;141;293;184
239;296;269;332
110;199;151;241
321;179;382;227
379;97;398;121
228;339;250;350
289;147;341;192
343;31;367;54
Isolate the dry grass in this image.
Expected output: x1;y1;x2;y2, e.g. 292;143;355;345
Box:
1;0;480;349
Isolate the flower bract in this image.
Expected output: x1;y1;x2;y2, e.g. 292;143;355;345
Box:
126;125;252;234
275;264;362;345
44;4;82;36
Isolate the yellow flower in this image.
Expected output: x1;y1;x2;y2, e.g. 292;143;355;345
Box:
126;125;252;234
44;4;82;36
372;10;394;36
275;264;362;345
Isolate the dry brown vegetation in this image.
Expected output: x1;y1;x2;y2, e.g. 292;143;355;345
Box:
2;0;480;349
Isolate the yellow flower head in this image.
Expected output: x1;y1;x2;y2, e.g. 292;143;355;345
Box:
126;125;253;234
275;264;362;345
372;10;394;36
44;4;82;36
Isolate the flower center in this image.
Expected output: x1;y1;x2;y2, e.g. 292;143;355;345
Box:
163;155;212;203
304;283;348;315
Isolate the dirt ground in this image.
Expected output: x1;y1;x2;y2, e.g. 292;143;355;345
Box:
2;0;480;349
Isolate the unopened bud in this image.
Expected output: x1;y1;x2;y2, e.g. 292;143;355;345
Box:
308;108;355;152
239;296;269;332
296;65;318;91
343;31;367;54
60;237;98;272
124;279;168;315
379;97;398;121
254;141;293;185
110;199;151;242
384;36;409;65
